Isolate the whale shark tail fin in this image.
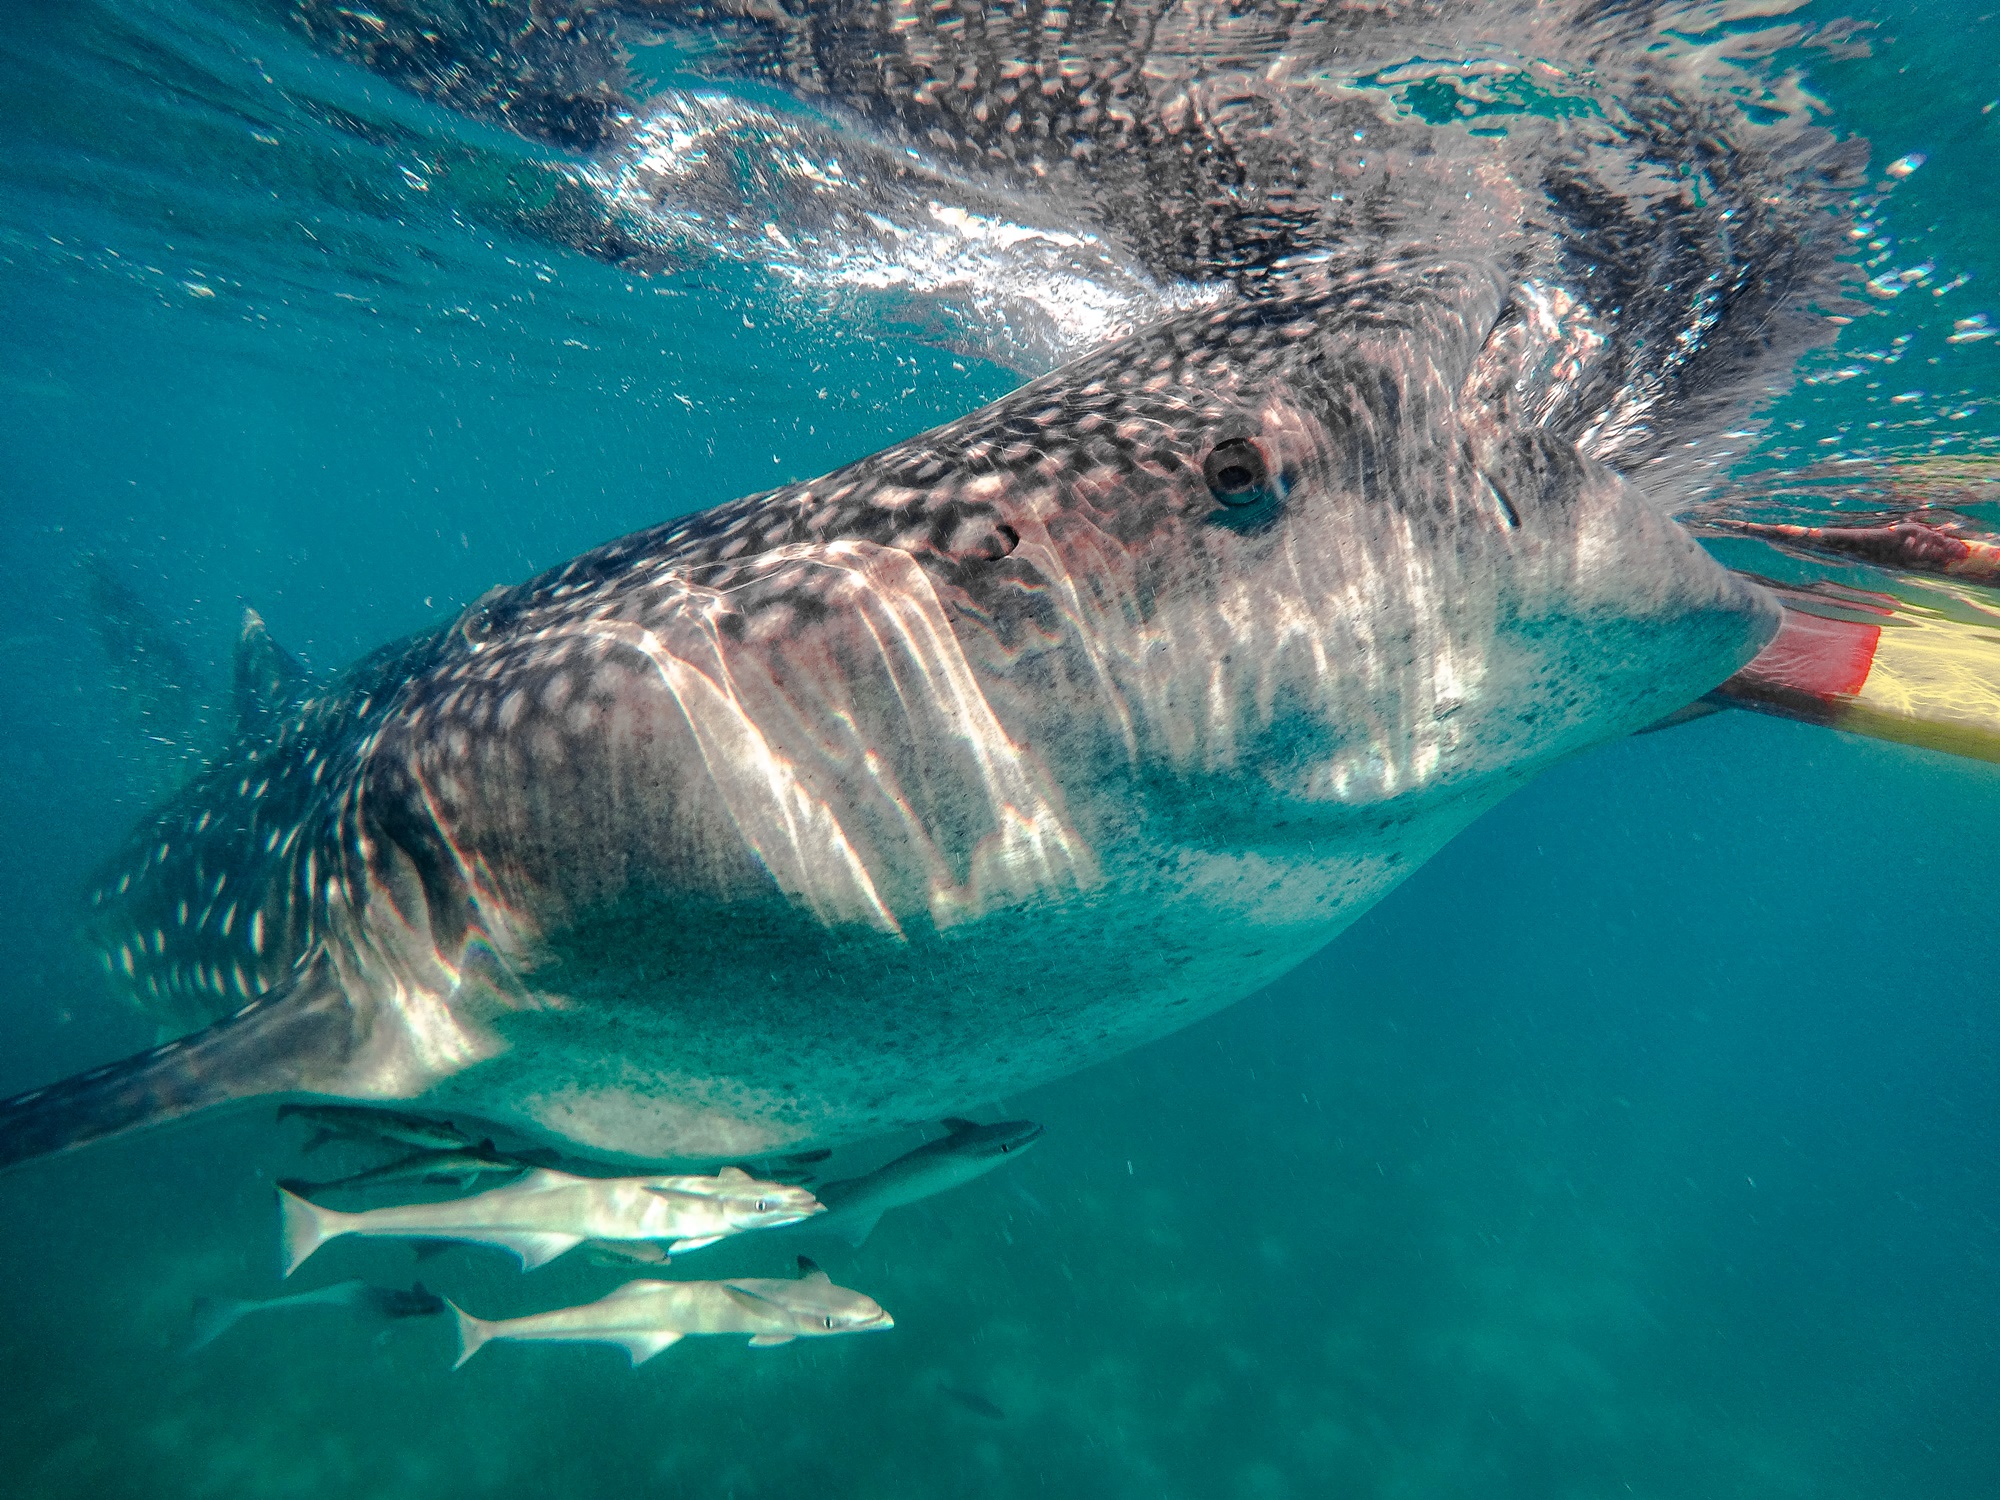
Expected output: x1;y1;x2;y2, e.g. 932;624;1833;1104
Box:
0;953;364;1176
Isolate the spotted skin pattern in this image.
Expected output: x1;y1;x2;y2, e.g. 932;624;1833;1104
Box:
83;635;444;1035
10;257;1775;1170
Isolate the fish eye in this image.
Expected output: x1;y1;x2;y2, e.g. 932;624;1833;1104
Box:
1203;439;1270;506
755;1199;770;1211
824;1316;835;1329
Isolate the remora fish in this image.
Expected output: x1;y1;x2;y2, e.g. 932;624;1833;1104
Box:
186;1278;442;1352
280;1165;821;1273
0;257;1778;1174
811;1117;1043;1249
581;1239;672;1268
277;1103;473;1156
448;1256;892;1368
278;1142;527;1197
939;1383;1007;1421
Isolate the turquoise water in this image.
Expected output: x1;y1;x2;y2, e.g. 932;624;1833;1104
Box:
2;2;1997;1495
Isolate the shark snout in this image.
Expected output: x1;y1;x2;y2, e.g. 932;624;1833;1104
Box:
960;1119;1044;1158
994;1122;1044;1154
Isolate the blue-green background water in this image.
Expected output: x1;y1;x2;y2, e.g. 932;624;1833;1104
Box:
2;2;1997;1495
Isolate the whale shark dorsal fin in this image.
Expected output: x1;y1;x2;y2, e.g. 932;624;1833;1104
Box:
940;1117;979;1133
795;1255;830;1285
233;607;307;736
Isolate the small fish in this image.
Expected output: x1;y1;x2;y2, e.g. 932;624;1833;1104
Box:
582;1239;672;1268
187;1279;442;1352
278;1141;528;1197
449;1256;891;1367
939;1383;1007;1421
277;1104;472;1156
812;1118;1044;1249
1009;1180;1051;1218
280;1165;822;1275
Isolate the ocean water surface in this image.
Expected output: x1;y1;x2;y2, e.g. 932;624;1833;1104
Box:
1;1;1997;1496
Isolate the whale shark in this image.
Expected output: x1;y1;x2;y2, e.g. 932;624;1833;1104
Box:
0;254;1777;1172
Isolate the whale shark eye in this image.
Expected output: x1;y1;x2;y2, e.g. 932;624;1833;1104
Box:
1203;439;1270;506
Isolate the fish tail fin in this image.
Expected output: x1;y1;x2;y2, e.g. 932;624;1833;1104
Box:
837;1211;882;1248
279;1186;350;1278
0;954;364;1175
184;1295;250;1353
449;1301;492;1369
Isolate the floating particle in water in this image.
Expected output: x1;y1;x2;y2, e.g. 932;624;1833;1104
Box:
1890;391;1924;404
1885;152;1927;178
1866;265;1934;298
1947;314;1994;344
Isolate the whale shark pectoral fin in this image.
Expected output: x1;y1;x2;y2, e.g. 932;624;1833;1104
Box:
747;1333;796;1347
619;1331;684;1365
0;952;367;1175
490;1232;584;1269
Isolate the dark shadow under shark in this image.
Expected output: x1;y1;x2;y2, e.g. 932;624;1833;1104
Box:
2;255;1778;1170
